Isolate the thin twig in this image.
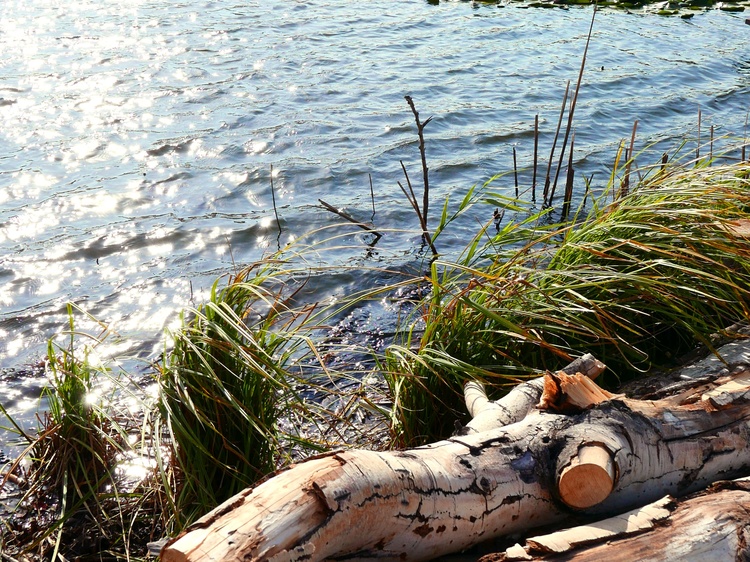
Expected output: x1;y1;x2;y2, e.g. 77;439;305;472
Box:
369;173;375;220
533;114;539;203
0;470;24;487
562;133;576;220
398;160;438;256
400;161;419;214
318;199;381;238
548;3;597;207
543;80;570;206
513;146;519;198
270;164;281;235
696;109;702;161
397;181;438;256
404;96;432;227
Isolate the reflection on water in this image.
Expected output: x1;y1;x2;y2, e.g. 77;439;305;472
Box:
0;2;748;411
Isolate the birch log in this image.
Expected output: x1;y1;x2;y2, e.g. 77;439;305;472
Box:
161;364;750;562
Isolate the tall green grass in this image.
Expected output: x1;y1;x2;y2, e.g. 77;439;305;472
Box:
160;264;294;526
158;259;385;526
386;161;750;445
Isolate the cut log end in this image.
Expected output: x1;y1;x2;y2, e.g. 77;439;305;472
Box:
558;444;616;510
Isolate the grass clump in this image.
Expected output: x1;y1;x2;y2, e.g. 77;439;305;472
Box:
387;161;750;445
160;265;293;526
158;261;350;527
1;305;165;560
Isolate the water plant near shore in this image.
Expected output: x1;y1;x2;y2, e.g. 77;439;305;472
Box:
159;264;305;526
387;159;750;445
0;305;167;559
158;257;406;528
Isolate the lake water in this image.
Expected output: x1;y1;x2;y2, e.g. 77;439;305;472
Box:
1;1;749;439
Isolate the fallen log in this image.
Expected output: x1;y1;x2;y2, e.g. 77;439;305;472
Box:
483;477;750;561
161;357;750;562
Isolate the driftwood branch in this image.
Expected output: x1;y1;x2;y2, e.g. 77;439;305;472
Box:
462;353;606;434
318;199;382;241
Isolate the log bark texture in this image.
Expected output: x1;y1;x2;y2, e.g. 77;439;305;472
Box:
161;359;750;562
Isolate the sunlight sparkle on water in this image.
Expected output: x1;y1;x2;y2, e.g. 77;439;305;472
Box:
0;209;60;244
147;243;174;257
246;140;269;154
117;452;157;483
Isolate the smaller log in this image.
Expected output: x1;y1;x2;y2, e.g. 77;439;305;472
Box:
465;380;494;418
484;479;750;561
488;496;675;561
463;354;606;433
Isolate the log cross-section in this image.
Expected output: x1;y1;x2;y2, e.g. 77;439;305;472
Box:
161;363;750;562
557;444;616;509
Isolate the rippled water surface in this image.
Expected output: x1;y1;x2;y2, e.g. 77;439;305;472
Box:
1;1;749;430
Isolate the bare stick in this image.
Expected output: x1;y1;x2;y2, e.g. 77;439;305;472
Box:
513;146;519;198
397;180;438;257
709;124;714;163
533;114;539;203
400;160;420;215
318;199;381;238
369;173;375;219
405;96;433;228
548;3;597;207
399;161;438;256
270;164;281;235
543;80;570;206
696;109;702;161
562;133;576;220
